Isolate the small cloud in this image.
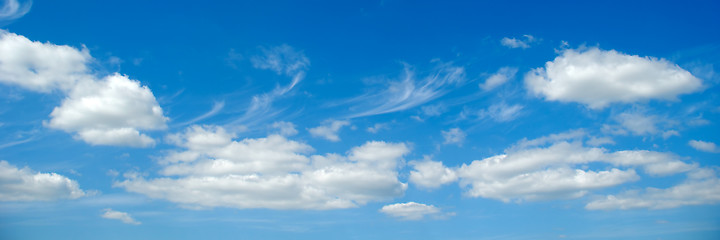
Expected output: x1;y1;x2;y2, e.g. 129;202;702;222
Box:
420;104;446;117
367;123;388;133
501;35;535;49
480;67;518;91
380;202;454;220
662;130;680;139
688;140;720;153
101;209;141;225
478;102;524;122
442;128;466;146
308;120;350;142
272;121;298;136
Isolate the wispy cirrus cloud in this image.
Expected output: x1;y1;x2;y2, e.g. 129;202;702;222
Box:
344;61;465;119
0;0;31;22
233;45;309;126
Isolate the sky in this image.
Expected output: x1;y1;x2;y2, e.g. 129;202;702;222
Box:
1;0;719;239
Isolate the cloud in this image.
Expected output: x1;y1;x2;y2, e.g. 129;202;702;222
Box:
177;101;225;126
688;140;720;153
0;30;168;147
442;128;466;146
480;67;518;91
380;202;454;220
367;123;388;133
586;168;720;210
308;120;350;142
251;44;309;78
271;121;298;136
0;160;87;201
101;209;141;225
236;45;309;125
525;47;703;109
478;102;524;122
500;35;535;49
346;61;465;118
409;158;457;189
0;0;31;21
602;110;680;139
0;30;91;92
47;74;168;147
116;125;409;210
409;130;696;202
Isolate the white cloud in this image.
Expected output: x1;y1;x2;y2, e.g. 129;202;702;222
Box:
47;74;167;147
251;44;309;78
410;130;696;203
271;121;298;136
0;30;91;92
480;67;518;91
367;123;388;133
117;125;409;210
101;209;141;225
603;110;680;139
0;31;168;147
688;140;720;153
0;0;32;21
586;168;720;210
442;128;466;146
409;159;457;189
346;62;465;118
380;202;453;220
420;104;446;117
0;160;87;201
308;120;350;142
479;102;524;122
237;45;309;125
525;47;703;109
614;111;660;135
501;35;535;49
177;101;225;126
662;130;680;139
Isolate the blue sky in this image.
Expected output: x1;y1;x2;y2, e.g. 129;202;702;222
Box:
1;0;719;239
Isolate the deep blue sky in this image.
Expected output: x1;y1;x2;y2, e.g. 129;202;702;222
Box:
1;1;719;239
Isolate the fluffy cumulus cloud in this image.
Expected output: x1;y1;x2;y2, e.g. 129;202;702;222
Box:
525;47;703;109
380;202;453;220
586;168;720;210
116;125;409;210
47;74;167;147
410;130;697;202
308;120;350;142
0;31;167;147
409;159;457;189
0;160;87;201
101;209;141;225
480;67;517;91
688;140;720;153
0;30;91;92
